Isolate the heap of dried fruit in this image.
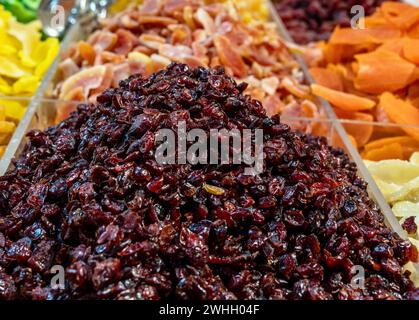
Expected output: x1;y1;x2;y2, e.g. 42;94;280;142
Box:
307;2;419;160
54;0;320;133
0;63;418;300
274;0;392;44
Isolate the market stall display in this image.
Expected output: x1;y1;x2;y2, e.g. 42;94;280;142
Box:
0;4;59;158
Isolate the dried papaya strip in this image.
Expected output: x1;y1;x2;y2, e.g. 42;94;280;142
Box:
380;92;419;140
311;84;376;111
363;142;404;161
354;50;417;94
309;67;343;91
381;2;419;30
378;38;405;56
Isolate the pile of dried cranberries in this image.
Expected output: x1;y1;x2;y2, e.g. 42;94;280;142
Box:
0;63;417;300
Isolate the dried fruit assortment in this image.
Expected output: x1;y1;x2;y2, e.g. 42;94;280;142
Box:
53;0;320;134
0;64;418;300
365;153;419;286
307;2;419;161
273;0;392;44
0;4;59;158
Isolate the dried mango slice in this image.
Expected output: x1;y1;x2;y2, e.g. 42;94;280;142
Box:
379;92;419;139
381;2;419;30
403;38;419;65
0;76;12;95
329;25;402;45
309;67;343;91
363;142;404;161
354;50;417;94
0;28;21;57
0;120;15;134
0;99;26;122
311;84;375;111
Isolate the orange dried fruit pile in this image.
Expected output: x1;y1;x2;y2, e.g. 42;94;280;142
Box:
307;1;419;161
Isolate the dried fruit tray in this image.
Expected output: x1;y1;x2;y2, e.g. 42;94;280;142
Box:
0;0;416;276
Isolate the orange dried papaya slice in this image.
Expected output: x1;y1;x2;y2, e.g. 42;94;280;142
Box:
79;41;96;65
329;25;401;45
403;38;419;64
322;43;346;64
309;67;343;91
311;84;376;111
379;92;419;140
354;50;417;94
363;142;404;161
381;2;419;30
334;109;374;147
408;82;419;100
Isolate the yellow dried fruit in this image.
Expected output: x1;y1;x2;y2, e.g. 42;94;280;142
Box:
203;183;225;196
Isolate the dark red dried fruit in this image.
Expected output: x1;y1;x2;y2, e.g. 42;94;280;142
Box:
0;63;416;300
274;0;392;44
